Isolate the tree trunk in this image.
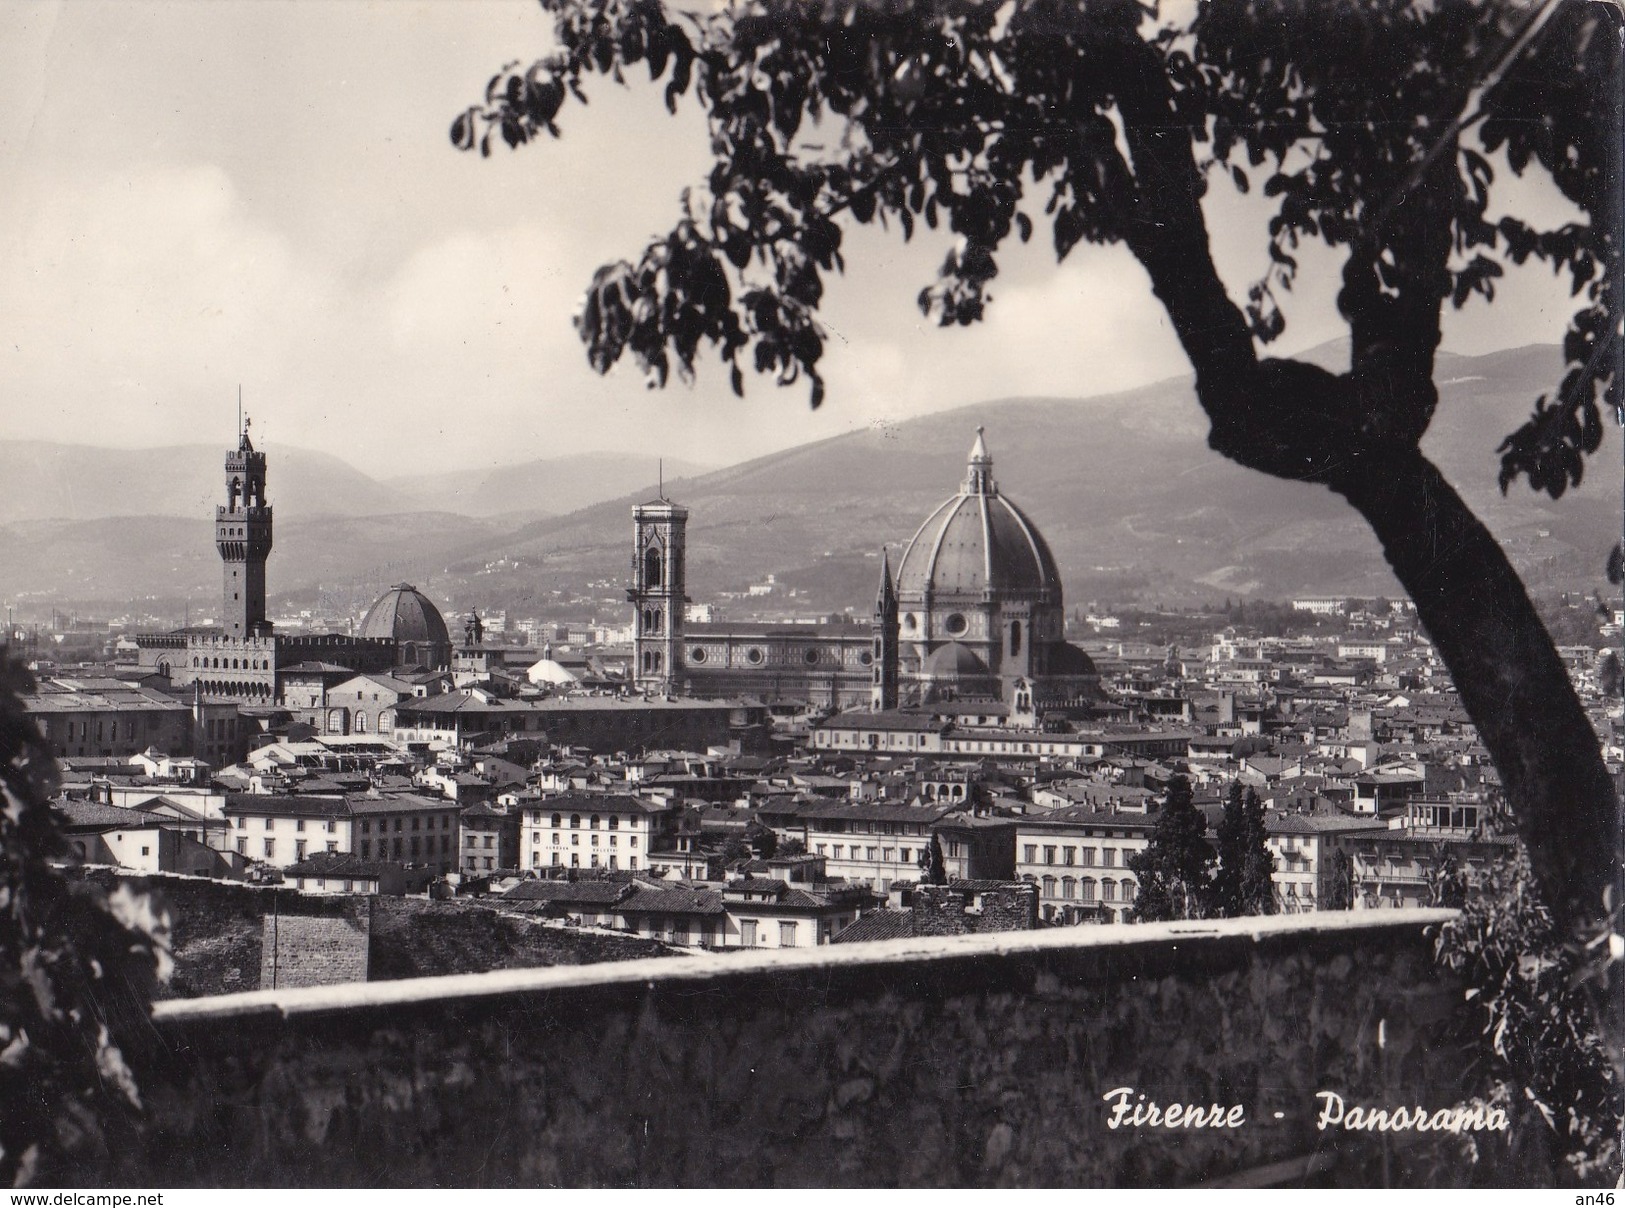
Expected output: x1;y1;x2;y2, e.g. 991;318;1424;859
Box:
1109;57;1618;939
1331;445;1617;933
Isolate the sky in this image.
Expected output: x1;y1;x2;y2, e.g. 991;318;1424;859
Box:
0;0;1592;480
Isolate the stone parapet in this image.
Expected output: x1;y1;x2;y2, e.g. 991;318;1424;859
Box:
99;911;1507;1187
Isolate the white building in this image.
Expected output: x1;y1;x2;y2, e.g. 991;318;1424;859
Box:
517;792;677;872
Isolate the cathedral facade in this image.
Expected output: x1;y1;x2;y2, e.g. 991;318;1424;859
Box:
627;430;1097;713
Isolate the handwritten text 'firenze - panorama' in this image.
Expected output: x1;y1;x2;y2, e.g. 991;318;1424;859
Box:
1101;1087;1509;1134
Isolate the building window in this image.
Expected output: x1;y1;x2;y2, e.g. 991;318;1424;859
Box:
741;920;758;948
1043;846;1056;865
1042;876;1057;899
263;839;274;857
1023;844;1037;863
1102;879;1117;902
1062;877;1076;899
1063;847;1076;866
1080;878;1096;903
778;922;797;947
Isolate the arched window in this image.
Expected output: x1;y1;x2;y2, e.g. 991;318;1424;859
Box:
1102;878;1117;902
570;814;581;829
590;815;601;829
1041;876;1057;899
1122;879;1137;903
644;546;662;587
551;813;562;828
1080;878;1097;903
1061;876;1076;900
355;713;368;734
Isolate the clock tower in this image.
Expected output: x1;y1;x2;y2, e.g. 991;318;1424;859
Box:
216;420;273;639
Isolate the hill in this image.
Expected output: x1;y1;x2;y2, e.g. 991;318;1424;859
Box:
0;512;500;610
0;441;407;523
3;344;1614;613
448;343;1619;611
385;452;714;518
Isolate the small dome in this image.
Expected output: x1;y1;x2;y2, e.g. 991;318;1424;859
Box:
923;642;991;680
895;429;1061;601
527;658;579;686
1048;642;1099;677
358;584;451;648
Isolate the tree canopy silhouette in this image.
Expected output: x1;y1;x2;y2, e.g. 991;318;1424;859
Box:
454;0;1621;949
0;658;169;1185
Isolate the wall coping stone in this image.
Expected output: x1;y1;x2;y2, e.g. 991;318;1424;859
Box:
153;907;1458;1024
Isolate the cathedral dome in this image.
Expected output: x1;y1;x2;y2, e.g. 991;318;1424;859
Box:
358;584;451;648
894;428;1062;601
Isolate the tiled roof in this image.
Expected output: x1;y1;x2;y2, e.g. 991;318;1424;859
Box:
224;793;350;818
615;886;726;916
795;800;956;824
832;910;915;943
345;792;457;815
501;880;632;905
285;852;397;878
53;800;168;830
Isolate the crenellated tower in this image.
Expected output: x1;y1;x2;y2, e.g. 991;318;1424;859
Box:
871;547;899;711
628;495;688;694
215;419;273;639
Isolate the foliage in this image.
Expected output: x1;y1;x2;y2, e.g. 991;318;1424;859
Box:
1324;848;1356;911
1427;841;1471;909
1434;851;1621;1183
777;836;806;858
918;833;946;886
1128;775;1214;922
454;0;1621;948
0;657;170;1185
454;0;1618;496
746;822;777;860
1210;782;1276;917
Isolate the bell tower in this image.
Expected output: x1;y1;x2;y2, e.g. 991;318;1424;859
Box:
216;416;273;639
871;547;899;711
628;493;687;694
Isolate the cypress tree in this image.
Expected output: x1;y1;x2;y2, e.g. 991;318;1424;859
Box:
1128;775;1214;922
1214;783;1277;917
919;833;947;885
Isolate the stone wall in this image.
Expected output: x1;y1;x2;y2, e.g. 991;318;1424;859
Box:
912;881;1037;935
93;910;1532;1188
73;869;671;996
259;905;370;989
